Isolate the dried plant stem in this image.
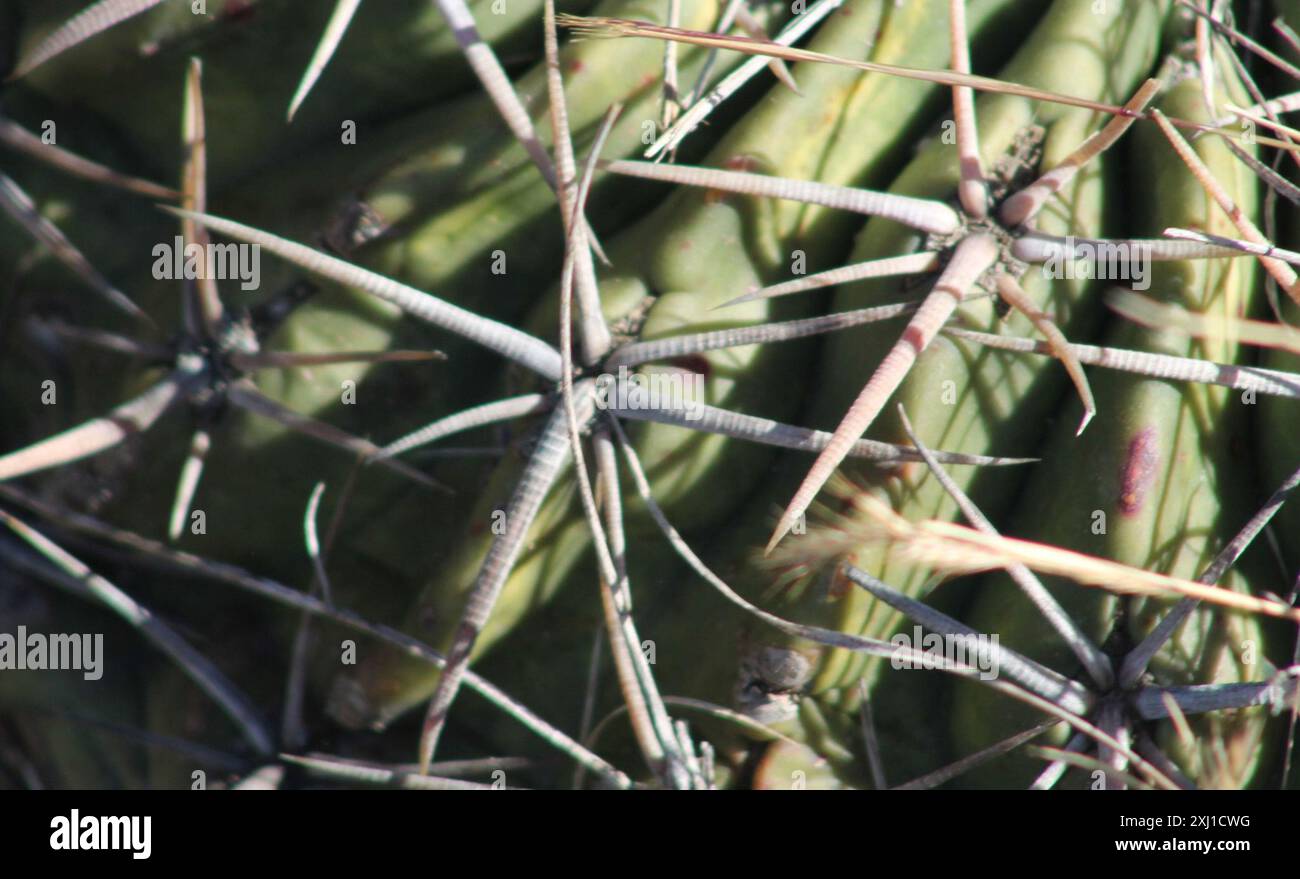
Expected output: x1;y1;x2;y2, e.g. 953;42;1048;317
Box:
1109;288;1300;355
560;14;1294;149
843;493;1300;621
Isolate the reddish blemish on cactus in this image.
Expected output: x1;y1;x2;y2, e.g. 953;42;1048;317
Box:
1118;427;1159;515
827;565;852;600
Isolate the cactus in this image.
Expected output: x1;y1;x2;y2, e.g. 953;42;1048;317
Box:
953;66;1269;789
0;0;1298;792
749;0;1162;741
